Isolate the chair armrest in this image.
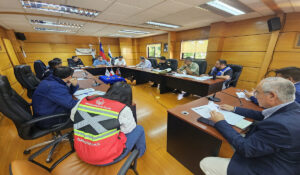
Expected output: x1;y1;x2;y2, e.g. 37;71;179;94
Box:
118;149;139;175
22;113;69;127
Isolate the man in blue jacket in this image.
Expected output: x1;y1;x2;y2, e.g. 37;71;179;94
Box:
32;66;79;128
246;67;300;104
200;77;300;175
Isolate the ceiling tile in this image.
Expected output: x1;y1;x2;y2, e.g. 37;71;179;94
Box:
101;2;143;17
290;0;300;11
225;12;262;22
239;0;274;16
66;0;115;11
0;0;24;12
117;0;165;9
274;0;294;13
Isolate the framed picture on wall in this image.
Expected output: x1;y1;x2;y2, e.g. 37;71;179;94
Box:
295;33;300;48
163;43;168;52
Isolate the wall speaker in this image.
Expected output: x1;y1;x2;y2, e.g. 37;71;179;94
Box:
267;17;281;32
15;32;26;41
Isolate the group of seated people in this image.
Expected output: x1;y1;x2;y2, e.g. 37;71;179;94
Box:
32;58;146;166
93;56;127;67
31;55;300;174
200;66;300;175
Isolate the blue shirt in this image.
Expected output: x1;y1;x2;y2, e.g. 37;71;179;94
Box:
93;59;110;66
32;74;79;128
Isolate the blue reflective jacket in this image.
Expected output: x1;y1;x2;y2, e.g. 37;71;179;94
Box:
32;74;79;128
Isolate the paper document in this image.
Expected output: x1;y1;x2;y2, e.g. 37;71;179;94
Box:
191;102;245;125
74;88;106;100
236;92;250;101
235;119;253;130
194;76;212;81
74;69;83;72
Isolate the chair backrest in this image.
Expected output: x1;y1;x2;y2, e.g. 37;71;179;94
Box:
14;65;40;98
166;59;178;71
34;60;47;80
0;75;34;139
110;57;117;66
192;59;207;74
227;64;243;87
148;58;158;68
67;58;73;67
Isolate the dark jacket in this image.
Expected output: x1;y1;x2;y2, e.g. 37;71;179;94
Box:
158;62;171;70
32;74;79;128
214;102;300;175
68;59;84;67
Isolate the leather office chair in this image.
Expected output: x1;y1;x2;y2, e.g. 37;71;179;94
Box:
10;132;140;175
227;64;243;87
110;57;117;66
148;58;158;68
0;75;72;163
67;58;73;67
166;59;178;71
14;65;40;99
192;59;207;75
34;60;47;80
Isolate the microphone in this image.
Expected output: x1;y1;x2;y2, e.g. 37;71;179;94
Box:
92;79;101;87
208;93;221;102
220;91;243;106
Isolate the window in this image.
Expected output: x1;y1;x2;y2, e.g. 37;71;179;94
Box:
181;40;208;59
147;43;161;58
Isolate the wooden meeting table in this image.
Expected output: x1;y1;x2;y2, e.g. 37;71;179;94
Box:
167;87;262;175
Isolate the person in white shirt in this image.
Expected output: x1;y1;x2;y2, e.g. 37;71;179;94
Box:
114;56;127;66
136;56;152;69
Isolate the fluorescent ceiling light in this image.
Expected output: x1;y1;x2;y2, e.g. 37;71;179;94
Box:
119;29;150;35
109;34;132;38
30;20;83;28
146;21;180;28
20;0;100;17
34;27;76;33
206;0;245;16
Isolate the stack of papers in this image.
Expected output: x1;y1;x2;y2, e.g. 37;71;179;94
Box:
172;73;212;81
191;102;252;129
74;88;106;100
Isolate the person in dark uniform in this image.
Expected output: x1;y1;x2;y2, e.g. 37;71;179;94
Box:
42;58;62;79
151;56;171;87
68;56;84;68
209;59;233;89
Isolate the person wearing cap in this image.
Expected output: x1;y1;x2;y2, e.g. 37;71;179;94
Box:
114;56;127;66
136;56;152;69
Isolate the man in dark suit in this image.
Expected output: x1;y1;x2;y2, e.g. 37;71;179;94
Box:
68;56;84;68
200;77;300;175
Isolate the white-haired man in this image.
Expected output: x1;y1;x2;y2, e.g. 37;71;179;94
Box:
200;77;300;175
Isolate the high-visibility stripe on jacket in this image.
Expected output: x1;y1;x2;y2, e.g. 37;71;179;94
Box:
74;96;127;165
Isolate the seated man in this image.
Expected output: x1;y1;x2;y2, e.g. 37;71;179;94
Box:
200;77;300;175
177;57;199;76
69;56;84;68
136;56;152;69
42;58;62;79
246;67;300;105
114;56;127;66
93;56;110;67
209;59;232;89
152;56;171;87
32;66;79;128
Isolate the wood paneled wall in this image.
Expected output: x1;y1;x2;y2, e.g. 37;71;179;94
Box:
119;38;138;65
0;27;24;97
21;32;121;69
270;13;300;70
136;34;168;59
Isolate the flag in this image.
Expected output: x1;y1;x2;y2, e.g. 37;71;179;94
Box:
108;47;113;59
99;40;108;61
105;69;110;76
110;69;115;76
116;68;121;76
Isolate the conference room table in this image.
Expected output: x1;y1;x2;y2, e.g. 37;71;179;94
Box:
84;66;225;97
72;68;137;122
167;87;262;175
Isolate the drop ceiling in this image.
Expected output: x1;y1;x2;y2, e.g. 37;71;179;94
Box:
0;0;299;38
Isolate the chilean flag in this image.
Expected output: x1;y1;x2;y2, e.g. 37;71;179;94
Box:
99;41;108;61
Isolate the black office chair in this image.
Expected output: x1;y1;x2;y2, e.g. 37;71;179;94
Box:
14;65;40;99
0;75;73;163
148;58;158;68
192;59;207;75
67;58;73;67
166;59;178;71
227;64;243;87
34;60;47;80
110;57;117;66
